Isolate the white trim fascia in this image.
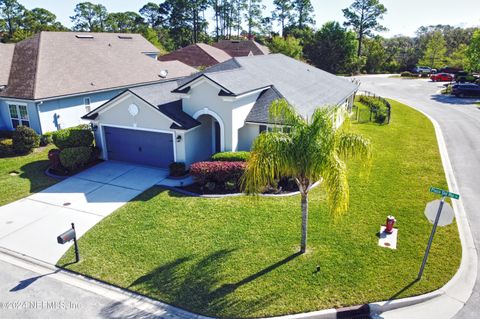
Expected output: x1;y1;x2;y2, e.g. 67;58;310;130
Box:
99;124;177;163
5;100;28;106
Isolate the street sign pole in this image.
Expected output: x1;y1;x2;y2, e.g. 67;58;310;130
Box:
418;196;445;280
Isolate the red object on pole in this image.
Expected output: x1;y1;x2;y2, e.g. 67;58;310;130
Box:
385;216;396;234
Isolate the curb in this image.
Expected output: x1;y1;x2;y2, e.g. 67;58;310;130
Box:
367;99;478;317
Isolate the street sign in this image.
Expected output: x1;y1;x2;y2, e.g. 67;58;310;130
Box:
424;200;455;226
429;187;460;200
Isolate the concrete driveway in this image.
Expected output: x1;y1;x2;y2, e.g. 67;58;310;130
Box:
356;75;479;318
0;161;169;264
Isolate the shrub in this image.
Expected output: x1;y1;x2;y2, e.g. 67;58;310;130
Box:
0;130;14;138
40;132;53;146
359;95;390;124
190;161;246;186
59;146;92;171
52;126;93;149
211;151;250;162
48;148;61;169
169;162;186;177
0;138;14;157
401;71;413;77
12;126;40;154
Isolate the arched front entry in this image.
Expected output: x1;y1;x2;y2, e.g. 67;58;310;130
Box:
193;108;225;154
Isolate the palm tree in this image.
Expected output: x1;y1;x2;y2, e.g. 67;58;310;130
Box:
243;99;372;253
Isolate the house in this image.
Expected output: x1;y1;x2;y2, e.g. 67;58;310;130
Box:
212;39;270;57
81;54;358;168
158;43;232;69
0;32;196;134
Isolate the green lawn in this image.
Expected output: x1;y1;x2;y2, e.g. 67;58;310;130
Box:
59;100;461;318
0;142;57;206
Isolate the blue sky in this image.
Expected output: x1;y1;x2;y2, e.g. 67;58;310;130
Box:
23;0;480;37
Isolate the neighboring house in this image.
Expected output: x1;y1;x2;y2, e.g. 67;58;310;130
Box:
82;54;358;168
212;39;270;57
158;43;232;69
0;32;196;134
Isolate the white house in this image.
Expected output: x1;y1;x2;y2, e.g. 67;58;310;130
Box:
0;32;196;134
82;54;358;168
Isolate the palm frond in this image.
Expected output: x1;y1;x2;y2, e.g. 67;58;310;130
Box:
269;99;304;127
322;154;350;218
337;132;372;163
242;132;293;194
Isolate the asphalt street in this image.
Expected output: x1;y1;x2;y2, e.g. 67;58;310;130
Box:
357;75;480;319
0;259;166;319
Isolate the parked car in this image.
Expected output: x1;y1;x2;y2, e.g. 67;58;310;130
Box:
454;71;478;83
430;73;454;82
411;66;432;74
438;67;462;74
451;83;480;97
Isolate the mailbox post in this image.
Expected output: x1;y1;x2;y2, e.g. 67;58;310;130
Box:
57;223;80;263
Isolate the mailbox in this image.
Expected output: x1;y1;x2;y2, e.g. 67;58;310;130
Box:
57;228;76;244
57;223;80;263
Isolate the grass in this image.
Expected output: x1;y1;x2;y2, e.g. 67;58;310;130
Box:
0;140;58;206
59;100;461;318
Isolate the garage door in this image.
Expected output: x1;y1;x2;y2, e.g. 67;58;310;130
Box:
104;126;174;168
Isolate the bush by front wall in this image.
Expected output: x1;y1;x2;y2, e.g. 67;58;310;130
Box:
12;126;40;154
190;161;246;185
59;146;92;171
52;127;94;150
211;151;250;162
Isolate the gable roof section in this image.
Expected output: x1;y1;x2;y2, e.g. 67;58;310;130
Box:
174;54;358;120
0;43;15;86
83;80;200;130
212;40;270;57
0;32;197;100
158;43;231;68
245;87;284;124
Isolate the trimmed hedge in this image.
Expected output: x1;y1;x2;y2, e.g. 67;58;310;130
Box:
52;126;94;149
401;71;413;77
12;126;40;154
40;132;53;146
211;151;250;162
59;146;92;171
190;161;246;186
359;95;390;124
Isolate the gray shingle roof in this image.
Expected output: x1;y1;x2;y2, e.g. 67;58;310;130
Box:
0;43;15;86
0;32;197;100
245;87;284;124
178;54;359;120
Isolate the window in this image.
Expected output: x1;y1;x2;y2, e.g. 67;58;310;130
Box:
84;97;91;112
9;104;29;128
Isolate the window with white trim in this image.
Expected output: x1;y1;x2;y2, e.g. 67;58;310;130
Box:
84;97;91;112
9;104;29;128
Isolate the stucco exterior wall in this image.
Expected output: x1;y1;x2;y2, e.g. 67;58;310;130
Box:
238;123;259;151
37;90;122;133
184;116;213;165
182;79;261;152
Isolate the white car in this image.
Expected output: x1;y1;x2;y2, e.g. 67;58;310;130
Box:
412;66;432;74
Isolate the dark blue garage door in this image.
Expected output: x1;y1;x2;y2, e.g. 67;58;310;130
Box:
104;126;174;168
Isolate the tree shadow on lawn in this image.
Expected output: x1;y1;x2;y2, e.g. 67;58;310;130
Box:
128;249;301;317
19;160;57;193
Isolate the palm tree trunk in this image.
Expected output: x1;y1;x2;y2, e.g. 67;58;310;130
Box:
300;192;308;253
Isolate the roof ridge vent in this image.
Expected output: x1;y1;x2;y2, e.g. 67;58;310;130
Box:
118;35;133;39
76;34;94;39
